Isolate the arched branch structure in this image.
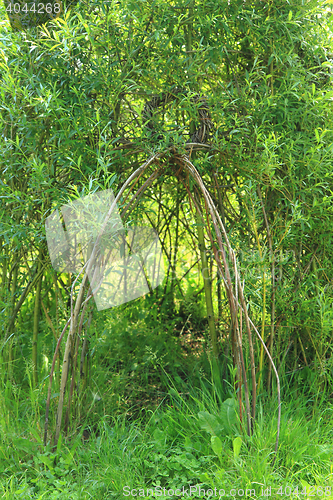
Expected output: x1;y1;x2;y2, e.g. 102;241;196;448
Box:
45;149;281;464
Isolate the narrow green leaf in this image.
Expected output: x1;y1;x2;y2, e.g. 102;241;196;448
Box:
65;438;81;465
29;427;42;444
315;129;320;142
211;435;223;456
184;436;192;451
56;432;62;456
233;436;242;459
220;398;238;435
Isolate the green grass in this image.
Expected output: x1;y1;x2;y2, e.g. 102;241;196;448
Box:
1;295;333;499
1;367;333;499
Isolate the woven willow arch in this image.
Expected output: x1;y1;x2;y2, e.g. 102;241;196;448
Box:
44;150;281;464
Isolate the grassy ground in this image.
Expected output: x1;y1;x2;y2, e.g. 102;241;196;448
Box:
1;297;333;499
1;373;333;499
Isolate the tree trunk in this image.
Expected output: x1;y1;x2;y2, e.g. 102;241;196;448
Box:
32;248;44;388
196;206;218;359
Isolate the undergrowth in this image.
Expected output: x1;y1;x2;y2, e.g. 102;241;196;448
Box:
1;294;333;499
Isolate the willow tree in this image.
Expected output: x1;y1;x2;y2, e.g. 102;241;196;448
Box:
1;0;333;444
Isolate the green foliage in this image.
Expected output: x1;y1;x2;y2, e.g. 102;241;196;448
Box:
232;436;242;460
198;398;239;438
2;0;333;493
1;381;333;498
1;0;333;386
